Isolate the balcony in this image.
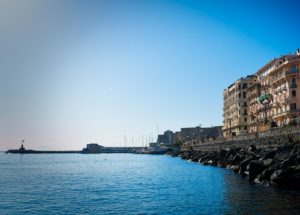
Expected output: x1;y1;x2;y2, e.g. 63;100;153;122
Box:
286;70;299;77
273;110;287;118
272;102;282;108
248;89;259;98
274;87;287;94
284;97;297;104
257;105;272;113
289;109;300;114
270;73;287;86
271;71;299;86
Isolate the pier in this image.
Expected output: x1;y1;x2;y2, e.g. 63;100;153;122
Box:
6;142;149;154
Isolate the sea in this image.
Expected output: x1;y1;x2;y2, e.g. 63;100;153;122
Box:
0;153;300;215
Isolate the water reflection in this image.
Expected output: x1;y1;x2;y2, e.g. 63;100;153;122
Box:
223;171;300;214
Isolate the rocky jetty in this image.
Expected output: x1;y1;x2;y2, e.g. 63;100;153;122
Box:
168;142;300;189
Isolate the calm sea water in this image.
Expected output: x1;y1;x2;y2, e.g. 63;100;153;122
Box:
0;153;300;215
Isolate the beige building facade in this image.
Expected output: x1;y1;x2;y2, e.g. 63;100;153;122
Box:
223;75;256;137
248;51;300;132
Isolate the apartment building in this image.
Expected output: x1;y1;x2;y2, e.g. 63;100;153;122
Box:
248;50;300;132
223;75;256;137
180;126;222;142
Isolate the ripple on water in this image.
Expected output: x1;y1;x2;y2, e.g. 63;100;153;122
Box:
0;154;299;215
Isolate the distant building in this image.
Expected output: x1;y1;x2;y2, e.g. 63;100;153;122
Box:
223;75;256;137
175;131;182;143
83;143;104;153
82;143;146;153
156;130;175;146
156;134;166;145
155;126;222;145
180;126;223;142
164;130;175;145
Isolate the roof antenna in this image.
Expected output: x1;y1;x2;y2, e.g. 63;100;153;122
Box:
296;48;300;56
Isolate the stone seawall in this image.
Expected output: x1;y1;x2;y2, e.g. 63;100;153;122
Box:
182;125;300;152
169;141;300;189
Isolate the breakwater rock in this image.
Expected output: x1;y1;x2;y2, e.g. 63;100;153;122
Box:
168;143;300;189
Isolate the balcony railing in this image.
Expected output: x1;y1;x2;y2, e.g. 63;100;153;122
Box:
289;109;300;114
286;70;299;77
271;71;299;85
273;110;288;117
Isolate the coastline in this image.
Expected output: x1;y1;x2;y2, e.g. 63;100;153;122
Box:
168;141;300;189
5;145;168;155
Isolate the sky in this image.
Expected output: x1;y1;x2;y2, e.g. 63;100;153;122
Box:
0;0;299;150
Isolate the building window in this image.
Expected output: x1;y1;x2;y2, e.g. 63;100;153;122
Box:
292;90;296;97
242;83;248;89
243;92;247;98
244;117;247;122
239;93;241;98
291;78;297;88
291;65;297;73
244;126;247;130
244;102;247;107
291;103;297;110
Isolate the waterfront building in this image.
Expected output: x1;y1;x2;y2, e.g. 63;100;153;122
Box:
247;50;300;132
83;143;104;153
174;131;182;144
156;130;175;146
156;126;222;145
223;75;256;137
156;134;167;145
180;126;222;142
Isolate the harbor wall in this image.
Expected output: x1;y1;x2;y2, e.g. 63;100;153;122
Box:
181;125;300;151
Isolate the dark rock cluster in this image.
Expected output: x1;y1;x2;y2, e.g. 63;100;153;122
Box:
168;143;300;189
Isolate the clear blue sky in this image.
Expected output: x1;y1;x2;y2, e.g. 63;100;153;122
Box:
0;0;299;150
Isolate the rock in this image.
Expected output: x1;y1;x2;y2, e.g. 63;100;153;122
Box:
211;160;218;166
231;165;240;173
230;153;244;165
270;169;289;185
274;145;294;161
225;148;239;160
217;162;226;168
173;142;300;189
248;145;257;152
203;160;212;165
262;158;274;167
261;169;273;181
219;149;229;158
261;148;277;159
247;160;268;181
290;144;300;156
260;162;281;180
239;155;256;175
280;156;297;169
270;166;300;188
